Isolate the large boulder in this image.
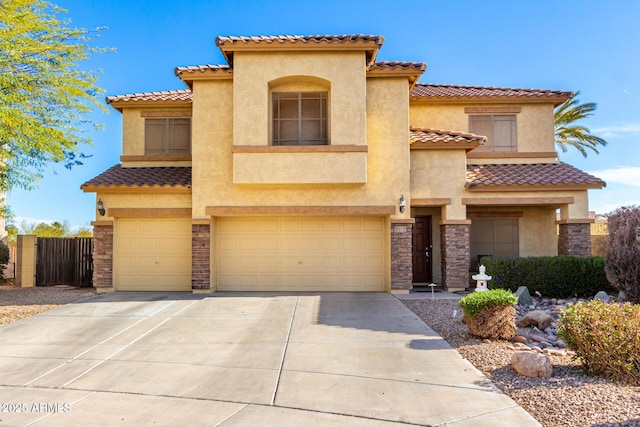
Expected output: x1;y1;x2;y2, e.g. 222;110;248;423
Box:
511;352;553;378
517;310;553;330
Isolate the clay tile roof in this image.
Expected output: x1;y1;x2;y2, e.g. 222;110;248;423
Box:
106;89;192;104
215;34;384;46
410;127;487;147
411;84;572;105
466;163;605;189
174;64;232;75
370;61;427;72
81;165;192;190
215;34;384;66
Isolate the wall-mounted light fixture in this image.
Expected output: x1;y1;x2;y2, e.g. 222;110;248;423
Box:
399;194;406;214
97;199;105;216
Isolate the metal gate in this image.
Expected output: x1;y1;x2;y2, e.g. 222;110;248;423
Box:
36;237;93;287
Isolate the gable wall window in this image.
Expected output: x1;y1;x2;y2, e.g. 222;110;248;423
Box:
145;118;191;155
470;218;519;270
469;115;517;152
272;91;328;146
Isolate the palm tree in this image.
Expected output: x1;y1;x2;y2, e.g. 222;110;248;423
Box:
555;91;607;157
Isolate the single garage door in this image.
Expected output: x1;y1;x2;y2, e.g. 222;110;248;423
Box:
215;216;386;291
115;218;192;291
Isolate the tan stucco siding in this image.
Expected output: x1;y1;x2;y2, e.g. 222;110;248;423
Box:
94;193;192;221
232;51;367;147
191;79;234;219
520;208;558;256
190;77;410;219
409;103;556;155
233;151;368;184
122;107;193;156
410;149;467;220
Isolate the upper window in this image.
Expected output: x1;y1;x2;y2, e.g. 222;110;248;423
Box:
469;115;517;152
145;118;191;155
272;92;328;146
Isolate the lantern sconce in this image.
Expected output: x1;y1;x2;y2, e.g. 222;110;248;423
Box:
97;199;106;216
399;194;406;214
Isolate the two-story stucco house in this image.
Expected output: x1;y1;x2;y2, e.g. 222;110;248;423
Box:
82;34;605;293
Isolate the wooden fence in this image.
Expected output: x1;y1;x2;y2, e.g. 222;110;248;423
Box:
36;237;93;287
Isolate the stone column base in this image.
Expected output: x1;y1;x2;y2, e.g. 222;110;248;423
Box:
92;222;114;290
440;222;470;291
558;222;592;256
192;223;211;290
391;221;413;291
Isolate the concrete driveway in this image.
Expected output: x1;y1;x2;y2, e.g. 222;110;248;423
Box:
0;292;539;426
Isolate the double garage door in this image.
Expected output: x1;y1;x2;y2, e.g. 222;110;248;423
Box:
114;216;386;292
215;216;386;292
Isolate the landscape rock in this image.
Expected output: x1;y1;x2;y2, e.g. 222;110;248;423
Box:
515;286;533;306
517;310;553;330
594;291;611;303
511;352;553;378
511;335;528;344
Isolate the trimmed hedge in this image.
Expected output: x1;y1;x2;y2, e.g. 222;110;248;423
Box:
480;256;616;298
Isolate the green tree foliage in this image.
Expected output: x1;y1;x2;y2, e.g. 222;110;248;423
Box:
70;225;92;237
554;91;607;157
604;205;640;303
0;0;110;194
9;219;75;237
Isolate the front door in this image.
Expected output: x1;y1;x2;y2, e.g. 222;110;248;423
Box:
412;216;433;283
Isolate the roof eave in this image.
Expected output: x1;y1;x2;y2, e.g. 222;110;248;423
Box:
410;95;571;106
367;67;427;90
215;36;384;67
105;99;192;112
465;182;606;192
81;184;192;194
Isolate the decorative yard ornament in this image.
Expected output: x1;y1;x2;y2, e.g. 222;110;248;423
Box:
472;265;491;292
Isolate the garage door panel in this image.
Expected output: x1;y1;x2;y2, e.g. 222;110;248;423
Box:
115;218;192;292
216;216;386;291
343;237;363;250
301;219;322;231
364;218;385;231
321;219;342;231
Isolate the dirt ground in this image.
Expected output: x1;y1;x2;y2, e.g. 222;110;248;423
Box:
0;281;95;326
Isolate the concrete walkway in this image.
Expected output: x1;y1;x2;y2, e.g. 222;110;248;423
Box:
0;292;540;426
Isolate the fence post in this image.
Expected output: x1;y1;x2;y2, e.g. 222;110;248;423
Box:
16;235;37;287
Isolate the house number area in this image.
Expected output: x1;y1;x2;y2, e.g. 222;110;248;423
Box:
1;402;71;413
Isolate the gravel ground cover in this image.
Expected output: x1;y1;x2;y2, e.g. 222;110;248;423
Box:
0;283;95;326
402;298;640;427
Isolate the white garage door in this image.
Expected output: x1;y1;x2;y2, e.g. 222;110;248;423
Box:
215;216;386;291
115;218;192;291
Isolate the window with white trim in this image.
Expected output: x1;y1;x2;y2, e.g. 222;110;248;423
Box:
469;115;517;152
145;118;191;155
272;92;328;146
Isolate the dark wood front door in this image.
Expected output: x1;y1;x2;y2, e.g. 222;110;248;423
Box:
412;216;433;283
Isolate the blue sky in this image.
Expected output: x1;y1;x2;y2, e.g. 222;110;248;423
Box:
7;0;640;229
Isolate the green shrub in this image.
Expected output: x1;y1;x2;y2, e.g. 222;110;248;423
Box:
558;300;640;384
481;256;616;298
459;289;517;319
0;241;8;280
